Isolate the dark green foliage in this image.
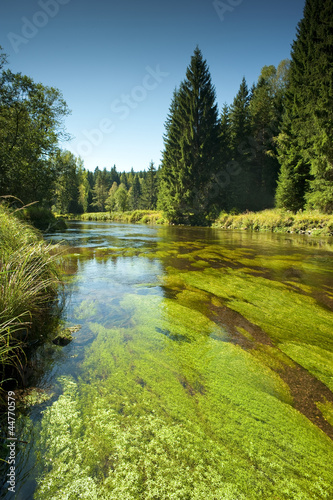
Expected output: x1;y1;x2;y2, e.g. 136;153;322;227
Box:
77;164;90;213
249;62;289;209
159;47;220;224
91;170;109;212
215;104;232;211
120;172;129;190
305;0;333;212
275;134;310;211
0;52;70;205
227;77;252;211
53;150;80;214
21;206;67;231
157;89;182;216
129;175;142;210
141;161;157;209
276;0;333;213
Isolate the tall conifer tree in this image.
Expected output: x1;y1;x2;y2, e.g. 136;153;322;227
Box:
228;77;252;211
142;161;158;209
276;0;333;212
304;0;333;212
217;103;232;210
158;47;220;223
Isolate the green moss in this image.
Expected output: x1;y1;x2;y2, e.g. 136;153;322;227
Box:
33;228;333;499
317;400;333;427
35;292;333;499
280;343;333;391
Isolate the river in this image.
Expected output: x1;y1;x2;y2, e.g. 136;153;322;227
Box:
2;221;333;499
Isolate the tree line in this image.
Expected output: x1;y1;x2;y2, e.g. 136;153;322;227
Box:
55;159;159;214
0;47;159;214
158;0;332;223
1;0;332;223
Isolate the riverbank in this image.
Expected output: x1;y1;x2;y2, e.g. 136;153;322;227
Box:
213;209;333;236
66;208;333;236
0;205;61;400
68;210;167;224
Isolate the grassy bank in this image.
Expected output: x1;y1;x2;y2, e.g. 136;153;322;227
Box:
65;208;333;236
213;209;333;236
69;210;167;225
0;205;61;396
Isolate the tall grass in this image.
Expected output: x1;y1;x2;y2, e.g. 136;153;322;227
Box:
214;209;333;236
0;204;61;399
73;210;167;224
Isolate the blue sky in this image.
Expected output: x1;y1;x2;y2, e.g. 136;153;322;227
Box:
1;0;305;172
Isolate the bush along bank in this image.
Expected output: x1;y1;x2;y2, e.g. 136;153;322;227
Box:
20;205;67;231
69;210;167;225
0;204;62;402
213;209;333;236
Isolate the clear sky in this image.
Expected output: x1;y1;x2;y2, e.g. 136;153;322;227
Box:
1;0;305;173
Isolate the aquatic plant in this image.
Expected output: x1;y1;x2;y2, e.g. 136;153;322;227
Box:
28;224;333;498
0;205;62;397
35;291;333;499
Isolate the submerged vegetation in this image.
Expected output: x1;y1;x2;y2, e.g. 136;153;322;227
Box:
23;224;333;499
0;205;61;398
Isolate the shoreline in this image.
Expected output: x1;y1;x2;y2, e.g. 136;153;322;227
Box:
61;209;333;237
213;209;333;237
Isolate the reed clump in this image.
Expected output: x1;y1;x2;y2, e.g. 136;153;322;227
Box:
0;204;61;396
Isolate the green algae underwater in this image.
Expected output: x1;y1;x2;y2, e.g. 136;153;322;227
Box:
10;222;333;499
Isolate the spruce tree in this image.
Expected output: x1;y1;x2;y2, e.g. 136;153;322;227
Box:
228;77;252;211
304;0;333;212
129;174;142;210
276;0;333;213
157;88;182;216
141;161;157;209
216;103;232;210
159;47;220;224
92;170;108;212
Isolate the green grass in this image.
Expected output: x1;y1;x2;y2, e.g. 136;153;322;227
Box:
66;208;333;237
71;210;167;224
214;209;333;236
0;204;62;397
19;205;67;231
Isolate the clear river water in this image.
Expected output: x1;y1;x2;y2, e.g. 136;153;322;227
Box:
2;221;333;499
